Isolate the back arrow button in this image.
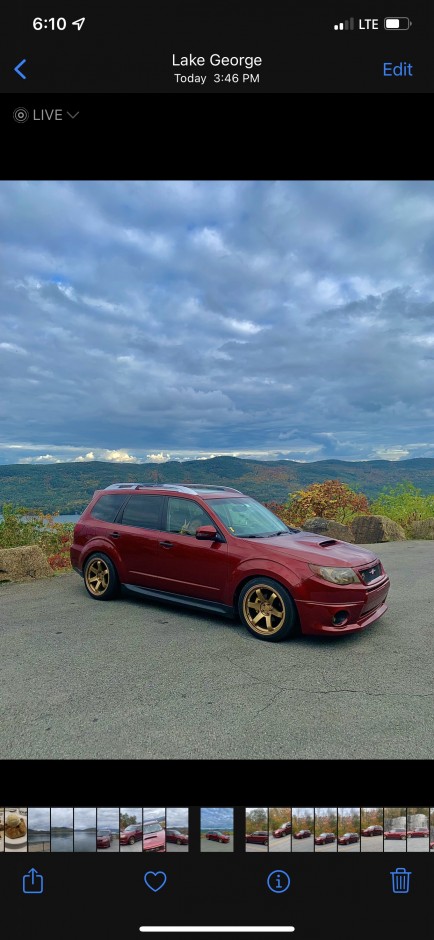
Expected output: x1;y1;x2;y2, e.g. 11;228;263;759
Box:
14;58;27;79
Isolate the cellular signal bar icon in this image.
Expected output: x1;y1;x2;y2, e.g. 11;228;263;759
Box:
334;18;355;29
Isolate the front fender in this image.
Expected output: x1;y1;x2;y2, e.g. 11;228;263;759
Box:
227;557;304;605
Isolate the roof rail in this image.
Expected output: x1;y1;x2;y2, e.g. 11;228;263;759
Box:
104;482;243;494
180;483;243;494
104;483;147;489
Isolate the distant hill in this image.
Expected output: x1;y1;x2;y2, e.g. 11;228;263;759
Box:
2;456;434;514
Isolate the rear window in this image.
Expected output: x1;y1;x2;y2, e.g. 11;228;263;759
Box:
91;494;128;522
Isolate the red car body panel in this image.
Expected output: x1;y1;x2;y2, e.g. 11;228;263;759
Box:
361;826;383;837
97;832;111;848
166;830;189;844
273;823;292;838
384;829;407;840
407;828;429;837
245;832;269;845
293;830;311;839
71;488;390;637
120;825;142;844
205;831;230;843
315;833;336;845
338;833;359;844
143;824;165;852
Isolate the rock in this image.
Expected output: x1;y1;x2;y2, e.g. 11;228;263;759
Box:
303;517;355;542
351;515;406;543
0;545;54;582
408;518;434;539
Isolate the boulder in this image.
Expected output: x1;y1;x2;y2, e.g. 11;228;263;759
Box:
408;518;434;539
0;545;54;582
351;515;406;543
303;517;355;542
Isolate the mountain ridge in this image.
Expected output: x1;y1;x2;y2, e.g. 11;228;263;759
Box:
2;456;434;514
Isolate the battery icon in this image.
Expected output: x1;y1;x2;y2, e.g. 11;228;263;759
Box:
384;17;412;29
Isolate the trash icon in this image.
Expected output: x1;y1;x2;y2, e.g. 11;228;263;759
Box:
390;867;411;894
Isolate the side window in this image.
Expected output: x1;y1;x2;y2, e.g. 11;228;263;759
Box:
165;497;213;536
90;494;128;522
119;495;164;529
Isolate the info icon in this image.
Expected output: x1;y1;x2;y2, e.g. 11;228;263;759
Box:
267;870;291;894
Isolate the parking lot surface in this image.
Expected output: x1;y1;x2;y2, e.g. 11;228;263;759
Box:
1;541;433;760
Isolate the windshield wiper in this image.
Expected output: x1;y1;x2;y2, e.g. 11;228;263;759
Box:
238;533;270;538
238;532;286;538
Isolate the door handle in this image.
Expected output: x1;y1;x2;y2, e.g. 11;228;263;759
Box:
159;541;173;548
109;531;121;538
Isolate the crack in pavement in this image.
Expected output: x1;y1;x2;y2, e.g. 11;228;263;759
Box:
225;657;434;698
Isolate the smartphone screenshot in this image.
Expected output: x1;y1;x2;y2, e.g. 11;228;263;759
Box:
1;179;432;938
1;803;431;937
0;0;432;116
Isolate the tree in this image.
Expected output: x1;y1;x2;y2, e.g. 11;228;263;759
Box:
285;480;370;526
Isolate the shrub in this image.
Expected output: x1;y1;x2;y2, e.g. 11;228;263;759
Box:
284;480;370;527
0;503;73;570
370;482;434;531
265;501;297;527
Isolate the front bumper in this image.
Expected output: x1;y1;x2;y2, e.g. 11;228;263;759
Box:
296;576;390;635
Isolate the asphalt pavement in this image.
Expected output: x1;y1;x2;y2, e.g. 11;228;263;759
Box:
1;540;433;760
269;836;292;852
361;835;384;853
291;839;314;853
200;839;233;852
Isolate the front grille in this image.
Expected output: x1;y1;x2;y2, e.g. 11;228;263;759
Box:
359;562;382;584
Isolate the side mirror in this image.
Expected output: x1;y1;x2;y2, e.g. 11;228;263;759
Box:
195;525;219;540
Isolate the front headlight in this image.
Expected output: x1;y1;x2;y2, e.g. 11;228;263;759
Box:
308;564;360;584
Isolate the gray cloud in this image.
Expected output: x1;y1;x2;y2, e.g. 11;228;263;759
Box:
2;181;434;464
166;807;188;828
200;807;234;829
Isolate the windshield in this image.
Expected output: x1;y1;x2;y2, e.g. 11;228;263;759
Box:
143;823;161;833
206;497;296;537
124;825;138;832
97;831;110;837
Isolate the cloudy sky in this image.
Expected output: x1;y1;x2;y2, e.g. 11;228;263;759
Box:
51;807;73;828
97;807;120;830
166;807;188;828
143;807;165;822
28;807;50;831
201;807;234;829
74;807;97;830
2;180;434;466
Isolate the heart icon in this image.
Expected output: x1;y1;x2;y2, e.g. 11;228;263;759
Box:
144;871;167;893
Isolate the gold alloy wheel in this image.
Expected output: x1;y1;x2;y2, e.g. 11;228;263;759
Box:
242;584;286;635
85;557;110;596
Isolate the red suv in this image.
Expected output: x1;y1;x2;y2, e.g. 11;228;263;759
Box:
70;483;390;642
120;824;142;845
205;831;230;843
143;821;165;852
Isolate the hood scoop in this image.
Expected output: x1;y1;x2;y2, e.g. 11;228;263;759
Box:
318;539;338;547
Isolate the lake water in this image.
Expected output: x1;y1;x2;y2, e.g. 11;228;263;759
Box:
28;830;50;845
73;830;97;852
0;514;80;525
51;832;74;852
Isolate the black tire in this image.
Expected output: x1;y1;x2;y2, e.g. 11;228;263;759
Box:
238;577;298;641
83;552;120;601
176;839;181;845
129;836;135;845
